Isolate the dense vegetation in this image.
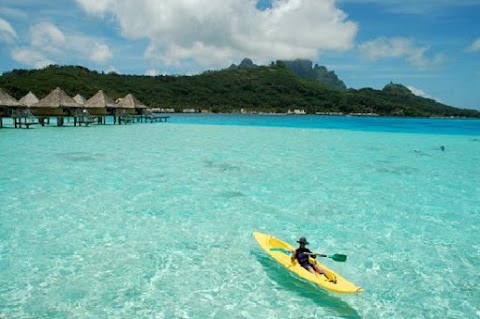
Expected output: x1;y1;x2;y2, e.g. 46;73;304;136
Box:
278;59;347;90
1;63;478;117
229;58;347;90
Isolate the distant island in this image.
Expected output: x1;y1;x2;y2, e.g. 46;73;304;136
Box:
1;60;479;118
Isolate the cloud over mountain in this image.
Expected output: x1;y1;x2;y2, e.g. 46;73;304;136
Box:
407;85;437;101
75;0;358;68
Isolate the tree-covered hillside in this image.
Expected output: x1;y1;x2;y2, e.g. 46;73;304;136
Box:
277;59;347;90
0;63;478;117
229;58;347;90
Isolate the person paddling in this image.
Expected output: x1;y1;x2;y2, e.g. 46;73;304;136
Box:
291;237;333;281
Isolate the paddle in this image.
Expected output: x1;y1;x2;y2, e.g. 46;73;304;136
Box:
306;252;347;262
270;248;347;262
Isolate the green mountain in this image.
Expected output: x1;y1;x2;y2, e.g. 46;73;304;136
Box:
0;64;478;117
228;58;259;70
277;59;347;90
229;58;346;90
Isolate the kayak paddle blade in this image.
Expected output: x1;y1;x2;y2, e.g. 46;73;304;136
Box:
330;254;347;262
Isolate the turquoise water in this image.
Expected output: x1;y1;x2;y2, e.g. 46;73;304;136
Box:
171;114;480;136
1;116;479;318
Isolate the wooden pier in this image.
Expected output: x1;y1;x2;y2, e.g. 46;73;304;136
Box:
12;109;38;128
0;87;171;129
134;113;170;123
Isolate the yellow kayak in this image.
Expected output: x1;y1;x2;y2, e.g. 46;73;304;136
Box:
253;232;363;294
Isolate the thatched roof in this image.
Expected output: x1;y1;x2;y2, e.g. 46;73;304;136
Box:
73;94;87;105
85;90;116;108
0;88;24;107
32;87;80;108
116;93;147;109
19;91;39;107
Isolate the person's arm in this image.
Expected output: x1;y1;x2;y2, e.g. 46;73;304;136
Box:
306;248;317;259
290;249;297;263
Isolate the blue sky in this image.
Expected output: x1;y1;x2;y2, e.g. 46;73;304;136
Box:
0;0;479;110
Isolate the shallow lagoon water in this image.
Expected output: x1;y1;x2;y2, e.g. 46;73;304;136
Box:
1;115;479;318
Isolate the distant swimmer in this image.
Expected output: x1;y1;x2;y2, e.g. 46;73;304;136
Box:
440;145;445;151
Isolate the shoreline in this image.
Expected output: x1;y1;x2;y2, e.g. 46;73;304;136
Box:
150;109;476;120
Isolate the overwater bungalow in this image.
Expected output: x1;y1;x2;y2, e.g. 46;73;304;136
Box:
117;93;147;112
19;91;39;107
73;94;87;106
83;90;113;124
1;87;168;128
31;87;80;126
114;93;147;124
116;93;168;123
0;89;38;128
0;88;23;111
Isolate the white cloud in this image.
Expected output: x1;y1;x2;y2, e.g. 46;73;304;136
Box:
339;0;479;15
30;22;66;55
358;37;445;69
0;18;17;43
9;21;114;68
76;0;358;69
90;42;114;63
11;48;54;68
75;0;116;15
0;6;29;20
407;85;437;100
69;35;114;65
466;38;480;52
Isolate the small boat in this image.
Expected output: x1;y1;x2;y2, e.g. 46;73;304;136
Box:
253;232;363;294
